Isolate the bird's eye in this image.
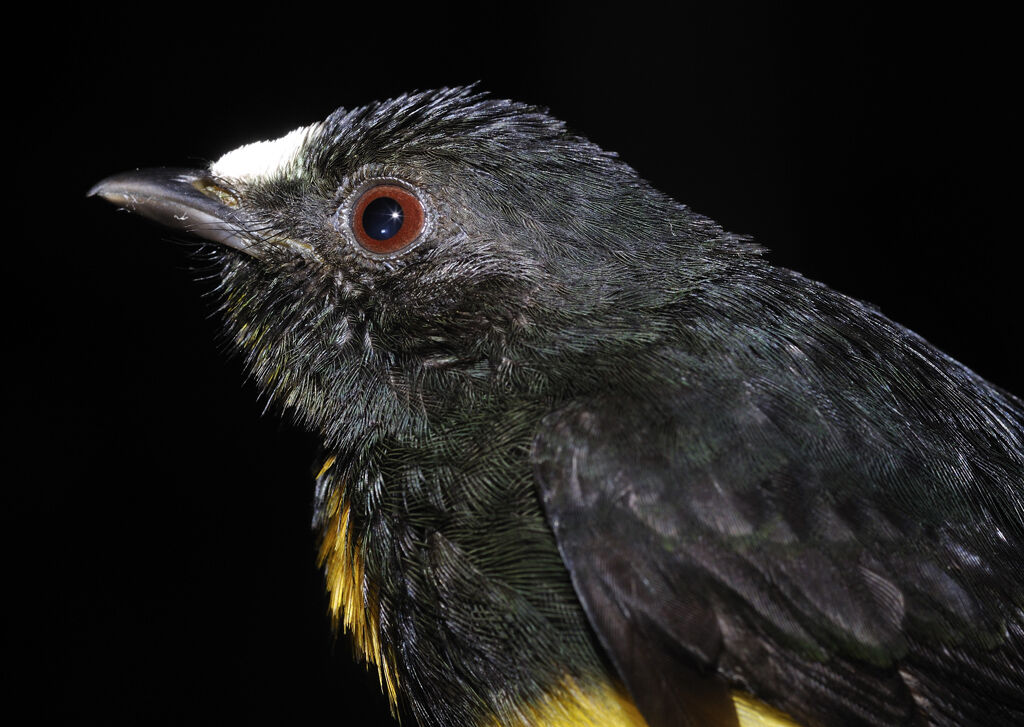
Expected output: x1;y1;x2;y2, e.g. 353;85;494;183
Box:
351;184;425;254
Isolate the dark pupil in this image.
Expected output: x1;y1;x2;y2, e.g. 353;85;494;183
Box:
362;197;404;240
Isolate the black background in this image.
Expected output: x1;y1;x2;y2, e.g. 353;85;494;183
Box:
14;4;1020;725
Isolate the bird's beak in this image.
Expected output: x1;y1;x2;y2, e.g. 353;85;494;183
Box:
89;168;259;257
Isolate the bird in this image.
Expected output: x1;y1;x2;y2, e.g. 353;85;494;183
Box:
90;87;1024;727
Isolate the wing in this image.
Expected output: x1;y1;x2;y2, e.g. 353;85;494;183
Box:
531;378;1024;727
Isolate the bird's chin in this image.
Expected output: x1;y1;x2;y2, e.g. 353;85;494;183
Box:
89;168;263;257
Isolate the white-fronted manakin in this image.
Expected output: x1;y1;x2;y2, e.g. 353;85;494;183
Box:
91;88;1024;727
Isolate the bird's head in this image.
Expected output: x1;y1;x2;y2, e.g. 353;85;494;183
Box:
92;87;753;446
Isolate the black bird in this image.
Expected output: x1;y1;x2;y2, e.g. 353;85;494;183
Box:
91;87;1024;727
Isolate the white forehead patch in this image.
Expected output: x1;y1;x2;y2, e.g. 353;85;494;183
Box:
210;122;322;182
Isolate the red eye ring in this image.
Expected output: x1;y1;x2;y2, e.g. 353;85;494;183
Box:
351;184;425;254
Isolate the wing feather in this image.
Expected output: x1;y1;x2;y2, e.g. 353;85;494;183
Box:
532;382;1024;727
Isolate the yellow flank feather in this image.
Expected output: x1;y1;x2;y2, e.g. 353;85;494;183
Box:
477;678;801;727
316;456;400;709
732;692;801;727
479;683;798;727
480;677;649;727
